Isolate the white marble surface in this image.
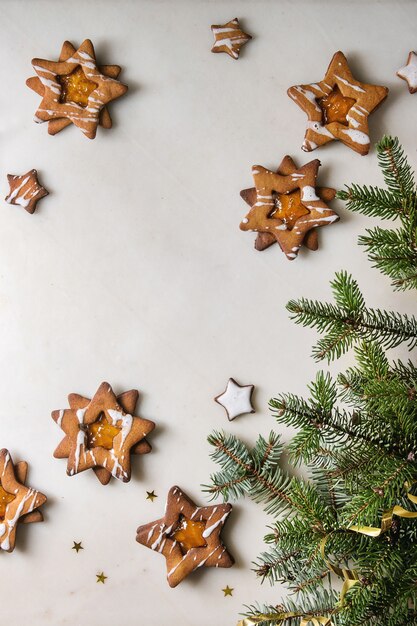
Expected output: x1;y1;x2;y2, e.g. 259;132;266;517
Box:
0;1;416;624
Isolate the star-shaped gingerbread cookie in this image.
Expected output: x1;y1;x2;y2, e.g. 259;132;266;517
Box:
27;40;125;136
240;156;338;260
211;18;251;60
28;39;128;139
5;169;48;214
397;51;417;93
288;51;388;155
0;449;46;552
136;486;234;587
52;382;155;484
215;378;255;421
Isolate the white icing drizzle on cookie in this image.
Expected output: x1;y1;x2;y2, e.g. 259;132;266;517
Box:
211;19;250;60
301;186;320;202
6;175;44;209
202;511;230;538
341;128;370;145
334;75;365;92
0;487;39;551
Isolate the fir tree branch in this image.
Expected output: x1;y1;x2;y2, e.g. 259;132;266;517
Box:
337;136;417;291
205;431;297;515
286;271;417;362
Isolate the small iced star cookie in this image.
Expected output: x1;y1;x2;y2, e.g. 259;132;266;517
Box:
5;169;48;214
397;51;417;93
215;378;255;421
211;18;252;60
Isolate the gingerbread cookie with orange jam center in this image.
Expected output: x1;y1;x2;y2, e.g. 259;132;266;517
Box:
52;382;155;484
136;486;234;587
240;156;338;260
27;39;128;139
287;51;388;155
0;449;46;552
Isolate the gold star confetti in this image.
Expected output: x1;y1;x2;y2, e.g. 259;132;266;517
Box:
146;490;157;502
222;585;234;596
96;572;107;584
72;541;83;553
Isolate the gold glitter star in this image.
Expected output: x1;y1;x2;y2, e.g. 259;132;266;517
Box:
72;541;83;553
96;572;107;584
146;490;157;502
222;585;234;596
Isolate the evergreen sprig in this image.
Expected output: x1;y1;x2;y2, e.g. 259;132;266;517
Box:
337;136;417;291
286;271;417;363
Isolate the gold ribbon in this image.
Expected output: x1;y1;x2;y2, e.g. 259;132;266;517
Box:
320;535;360;604
237;485;417;626
237;614;332;625
350;484;417;537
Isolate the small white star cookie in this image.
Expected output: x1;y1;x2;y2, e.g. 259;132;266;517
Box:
215;378;255;420
397;51;417;93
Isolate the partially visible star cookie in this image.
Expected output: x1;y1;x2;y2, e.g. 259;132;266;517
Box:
211;18;252;60
26;40;124;136
5;169;48;214
0;449;46;552
240;156;339;260
397;51;417;93
288;51;388;155
215;378;255;421
28;39;128;139
52;382;155;484
136;486;234;587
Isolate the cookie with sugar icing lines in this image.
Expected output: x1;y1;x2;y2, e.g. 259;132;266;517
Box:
26;40;123;135
136;486;234;587
52;382;155;484
211;18;252;60
29;39;128;139
288;51;388;155
240;156;338;260
0;449;46;552
5;169;48;214
397;51;417;94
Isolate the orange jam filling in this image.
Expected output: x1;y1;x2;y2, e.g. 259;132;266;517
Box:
171;515;207;553
319;86;355;125
86;414;120;450
272;190;309;228
0;484;16;520
57;66;98;107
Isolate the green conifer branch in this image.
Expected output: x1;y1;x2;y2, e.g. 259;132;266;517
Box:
286;271;417;363
204;431;296;515
337;136;417;291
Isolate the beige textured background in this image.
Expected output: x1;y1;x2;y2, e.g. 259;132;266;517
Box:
0;0;416;624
